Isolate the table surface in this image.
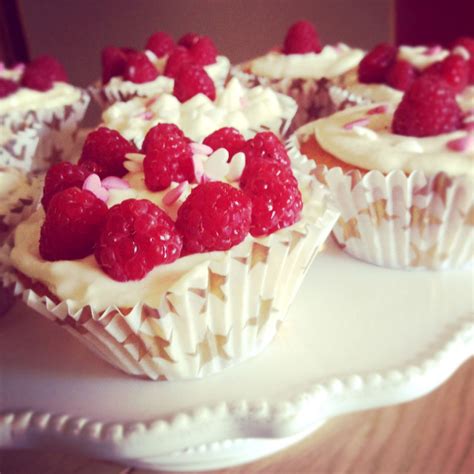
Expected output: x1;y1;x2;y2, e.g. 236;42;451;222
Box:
2;357;473;474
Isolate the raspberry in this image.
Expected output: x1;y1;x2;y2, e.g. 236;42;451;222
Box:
452;36;474;84
142;124;194;191
101;46;128;84
358;43;397;84
240;159;302;237
145;31;175;58
173;65;216;102
95;199;182;281
164;47;192;78
385;59;417;91
392;76;463;137
422;61;442;77
41;162;91;210
124;51;159;84
190;36;218;66
241;132;290;172
439;54;469;92
79;127;138;179
283;20;322;55
21;55;68;91
176;182;251;254
178;32;201;48
39;187;108;261
203;127;246;159
0;78;19;98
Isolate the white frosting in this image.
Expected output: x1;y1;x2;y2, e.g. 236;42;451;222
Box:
249;44;365;79
312;103;474;178
0;67;23;82
0;82;81;114
397;45;449;70
0;168;28;214
11;157;316;312
103;55;231;97
102;77;297;145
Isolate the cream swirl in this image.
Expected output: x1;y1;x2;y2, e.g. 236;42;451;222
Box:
102;77;297;145
248;44;364;79
312;103;474;178
0;82;81;114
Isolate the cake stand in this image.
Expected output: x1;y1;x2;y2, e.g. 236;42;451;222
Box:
1;239;473;471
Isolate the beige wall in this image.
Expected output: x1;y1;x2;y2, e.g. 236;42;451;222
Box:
19;0;392;87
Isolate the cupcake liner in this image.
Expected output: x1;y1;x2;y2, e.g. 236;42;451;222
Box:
231;65;340;134
12;172;338;380
287;131;474;270
0;124;41;172
0;89;90;171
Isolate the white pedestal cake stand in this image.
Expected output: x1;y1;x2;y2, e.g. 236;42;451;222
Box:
1;239;473;471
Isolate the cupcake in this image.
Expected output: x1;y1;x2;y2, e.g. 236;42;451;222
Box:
331;41;474;113
288;75;473;270
0;122;40;172
90;31;231;109
10;125;338;380
232;20;364;131
102;74;297;146
0;57;90;170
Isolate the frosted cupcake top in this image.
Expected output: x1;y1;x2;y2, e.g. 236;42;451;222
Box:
309;103;474;178
102;77;297;145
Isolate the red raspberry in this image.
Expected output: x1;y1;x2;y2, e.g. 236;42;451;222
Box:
241;132;290;172
164;47;192;78
143;124;194;191
124;51;159;84
41;162;91;210
176;182;251;254
385;59;417;91
0;78;19;98
178;32;201;48
392;76;463;137
358;43;397;84
439;54;469;92
422;61;442;77
95;199;182;281
79;127;138;179
145;31;175;58
240;159;302;237
173;65;216;102
101;46;129;84
39;187;108;261
21;55;68;91
190;36;218;66
283;20;322;55
452;36;474;84
203;127;246;160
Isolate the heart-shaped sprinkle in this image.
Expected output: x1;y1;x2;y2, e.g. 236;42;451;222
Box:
227;152;246;181
124;152;145;173
163;181;187;206
424;45;442;56
83;173;109;202
102;176;130;190
343;117;370;130
367;105;388;115
190;142;213;156
446;134;474;152
192;154;205;183
204;148;229;181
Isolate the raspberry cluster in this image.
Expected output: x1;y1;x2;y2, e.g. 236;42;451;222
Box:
39;125;303;282
359;41;472;93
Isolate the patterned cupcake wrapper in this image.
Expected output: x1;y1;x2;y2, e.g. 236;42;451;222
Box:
287;131;474;270
231;65;341;134
15;197;338;380
0;89;90;171
0;125;41;172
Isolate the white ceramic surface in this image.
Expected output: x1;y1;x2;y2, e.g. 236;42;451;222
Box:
1;238;473;471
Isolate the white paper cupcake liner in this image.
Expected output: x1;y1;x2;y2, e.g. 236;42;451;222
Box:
287;130;474;270
0;89;90;171
11;163;339;380
88;80;157;110
0;124;41;172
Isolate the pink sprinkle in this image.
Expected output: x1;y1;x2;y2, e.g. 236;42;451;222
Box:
333;42;344;52
135;111;154;120
163;182;187;206
102;176;130;190
192;155;205;183
343;117;370;130
190;142;213;156
83;174;109;202
12;63;25;72
463;121;474;132
424;45;442;56
145;97;158;107
367;105;388;115
446;134;474;152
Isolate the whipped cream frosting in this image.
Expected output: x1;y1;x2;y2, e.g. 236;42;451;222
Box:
103;54;231;96
249;44;365;80
102;77;297;145
0;82;81;115
11;154;318;312
311;103;474;178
